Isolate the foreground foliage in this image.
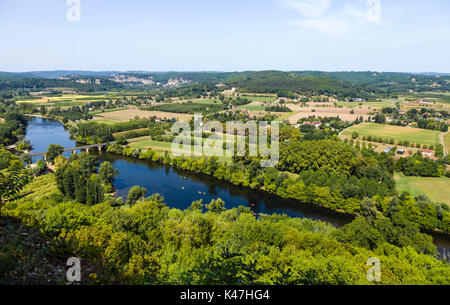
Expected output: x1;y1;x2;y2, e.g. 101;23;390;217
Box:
3;174;450;285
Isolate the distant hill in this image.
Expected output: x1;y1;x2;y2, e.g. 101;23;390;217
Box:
292;71;450;94
27;71;120;78
0;72;37;78
0;70;448;95
225;71;373;98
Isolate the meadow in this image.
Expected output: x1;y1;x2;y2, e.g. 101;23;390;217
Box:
395;173;450;206
127;138;232;162
128;138;173;151
341;123;442;146
238;102;266;111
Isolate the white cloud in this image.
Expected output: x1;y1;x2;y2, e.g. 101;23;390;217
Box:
282;0;330;18
147;18;158;25
280;0;384;36
366;0;382;23
290;17;350;36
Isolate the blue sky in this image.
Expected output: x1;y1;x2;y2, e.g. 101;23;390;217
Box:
0;0;449;72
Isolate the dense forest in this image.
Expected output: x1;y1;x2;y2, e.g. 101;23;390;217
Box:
294;71;450;94
148;101;226;114
225;71;374;99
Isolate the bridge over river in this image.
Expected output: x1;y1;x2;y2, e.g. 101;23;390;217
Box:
30;143;111;160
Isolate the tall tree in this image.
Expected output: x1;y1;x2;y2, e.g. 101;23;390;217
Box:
98;161;119;187
46;144;64;164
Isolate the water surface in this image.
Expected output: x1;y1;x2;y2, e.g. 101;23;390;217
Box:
26;117;76;162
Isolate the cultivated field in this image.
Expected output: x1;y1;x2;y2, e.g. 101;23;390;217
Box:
395;173;450;206
336;101;397;108
94;109;192;123
286;103;373;123
16;94;107;106
341;123;442;146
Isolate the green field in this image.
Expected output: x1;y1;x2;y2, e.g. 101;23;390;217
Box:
342;123;442;146
444;133;450;154
395;173;450;206
238;95;276;102
128;138;232;162
238;104;266;111
16;94;108;107
128;139;173;151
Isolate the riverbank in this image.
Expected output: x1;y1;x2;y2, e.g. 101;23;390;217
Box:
26;114;71;128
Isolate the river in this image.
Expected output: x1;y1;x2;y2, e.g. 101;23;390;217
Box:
25;117;450;254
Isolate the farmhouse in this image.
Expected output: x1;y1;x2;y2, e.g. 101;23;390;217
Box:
303;121;322;128
421;149;433;158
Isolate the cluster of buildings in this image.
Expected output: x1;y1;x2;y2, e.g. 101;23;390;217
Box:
294;121;322;129
162;77;191;88
74;78;102;85
390;147;436;160
111;75;192;88
112;74;155;85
